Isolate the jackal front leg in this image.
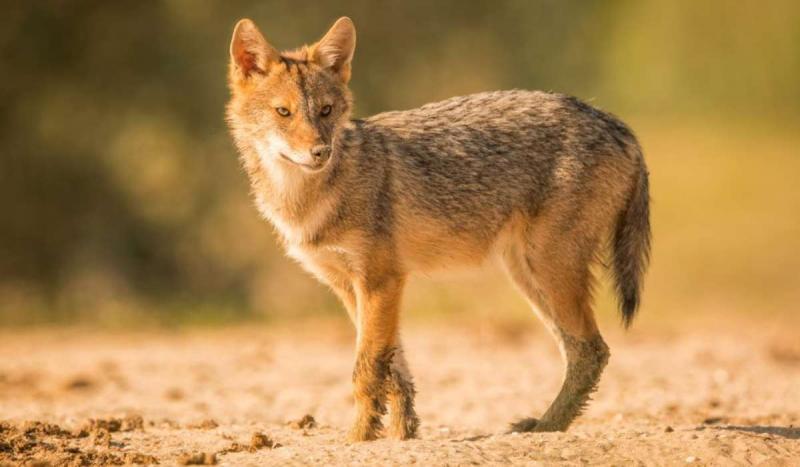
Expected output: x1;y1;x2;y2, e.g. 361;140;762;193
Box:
386;343;419;439
348;272;405;442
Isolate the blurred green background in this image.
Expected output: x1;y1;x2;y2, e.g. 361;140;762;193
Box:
1;1;798;327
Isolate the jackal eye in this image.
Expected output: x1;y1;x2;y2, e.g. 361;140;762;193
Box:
275;107;291;117
320;105;332;117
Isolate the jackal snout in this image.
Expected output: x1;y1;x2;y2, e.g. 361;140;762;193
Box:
275;130;332;170
289;138;330;170
270;109;336;169
310;144;331;162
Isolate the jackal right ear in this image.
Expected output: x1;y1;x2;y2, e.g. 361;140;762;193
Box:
230;19;279;79
311;17;356;83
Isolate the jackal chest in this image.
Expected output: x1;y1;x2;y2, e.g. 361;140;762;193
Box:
255;192;339;246
284;237;364;286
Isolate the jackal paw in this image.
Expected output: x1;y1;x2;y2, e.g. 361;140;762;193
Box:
509;417;539;433
347;423;382;443
510;417;567;433
388;412;420;440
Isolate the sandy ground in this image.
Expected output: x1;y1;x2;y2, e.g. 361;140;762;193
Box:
1;319;798;466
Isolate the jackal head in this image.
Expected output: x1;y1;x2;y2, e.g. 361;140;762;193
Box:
227;18;355;174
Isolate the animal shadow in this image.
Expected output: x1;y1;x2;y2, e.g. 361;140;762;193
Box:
717;425;800;440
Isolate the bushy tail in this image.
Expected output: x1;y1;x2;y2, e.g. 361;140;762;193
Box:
612;156;651;328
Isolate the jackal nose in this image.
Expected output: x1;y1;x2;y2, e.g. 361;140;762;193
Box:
310;144;331;161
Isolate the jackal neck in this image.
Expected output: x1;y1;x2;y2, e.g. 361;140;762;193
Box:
250;122;363;247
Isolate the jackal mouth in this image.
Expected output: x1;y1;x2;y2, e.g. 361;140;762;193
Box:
278;152;327;172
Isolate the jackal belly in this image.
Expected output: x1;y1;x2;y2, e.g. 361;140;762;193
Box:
394;213;510;273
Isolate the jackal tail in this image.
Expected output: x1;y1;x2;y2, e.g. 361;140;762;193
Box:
612;149;651;328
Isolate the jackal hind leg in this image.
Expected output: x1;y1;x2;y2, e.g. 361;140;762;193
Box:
502;238;610;432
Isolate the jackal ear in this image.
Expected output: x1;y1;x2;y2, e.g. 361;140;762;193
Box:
230;19;279;79
311;17;356;83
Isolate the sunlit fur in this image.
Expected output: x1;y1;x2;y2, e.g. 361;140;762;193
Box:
226;17;651;442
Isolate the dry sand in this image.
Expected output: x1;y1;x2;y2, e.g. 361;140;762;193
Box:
1;319;798;465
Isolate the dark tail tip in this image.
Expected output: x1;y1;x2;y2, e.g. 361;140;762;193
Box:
620;285;639;329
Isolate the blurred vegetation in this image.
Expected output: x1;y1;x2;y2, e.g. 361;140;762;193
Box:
1;1;798;327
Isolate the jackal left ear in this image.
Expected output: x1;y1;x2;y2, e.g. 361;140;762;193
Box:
230;19;280;80
311;17;356;83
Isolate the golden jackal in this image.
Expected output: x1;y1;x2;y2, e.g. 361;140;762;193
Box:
226;17;650;441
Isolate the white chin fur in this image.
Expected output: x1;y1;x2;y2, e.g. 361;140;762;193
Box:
254;132;313;172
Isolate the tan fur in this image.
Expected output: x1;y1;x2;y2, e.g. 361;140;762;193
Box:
226;17;651;441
